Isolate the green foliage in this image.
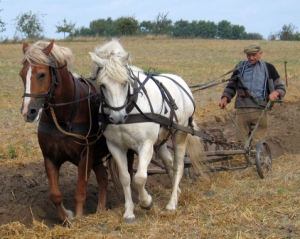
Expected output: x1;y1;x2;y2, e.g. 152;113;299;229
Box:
8;144;17;159
116;16;139;36
277;23;297;40
55;18;75;39
89;17;118;36
153;12;173;36
139;20;154;35
217;20;232;39
14;11;45;39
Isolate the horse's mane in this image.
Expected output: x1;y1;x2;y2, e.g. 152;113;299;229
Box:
93;39;132;85
22;41;74;69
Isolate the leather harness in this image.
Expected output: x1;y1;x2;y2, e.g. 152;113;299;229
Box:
97;69;214;142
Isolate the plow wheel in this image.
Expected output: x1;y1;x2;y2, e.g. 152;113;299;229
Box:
255;142;272;179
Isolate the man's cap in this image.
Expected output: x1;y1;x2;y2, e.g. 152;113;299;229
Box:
244;43;261;54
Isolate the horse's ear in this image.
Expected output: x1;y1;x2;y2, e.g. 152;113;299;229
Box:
120;52;130;64
89;52;105;66
23;42;29;54
43;39;55;56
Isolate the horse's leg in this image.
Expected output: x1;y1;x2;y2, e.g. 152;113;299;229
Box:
92;163;108;212
133;140;153;210
157;143;181;194
107;142;135;223
166;130;187;210
75;154;93;218
156;127;174;181
157;143;174;181
44;157;74;220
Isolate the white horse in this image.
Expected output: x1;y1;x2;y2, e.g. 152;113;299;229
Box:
89;39;206;223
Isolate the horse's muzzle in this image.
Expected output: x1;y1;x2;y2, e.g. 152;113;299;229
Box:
109;110;128;124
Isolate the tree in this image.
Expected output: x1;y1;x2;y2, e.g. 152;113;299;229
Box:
217;20;232;39
89;17;118;36
172;19;191;37
0;1;6;32
73;26;93;37
139;20;154;35
244;32;263;40
56;18;75;39
195;20;217;38
14;11;45;39
277;23;297;40
116;16;139;36
153;12;172;36
231;25;245;39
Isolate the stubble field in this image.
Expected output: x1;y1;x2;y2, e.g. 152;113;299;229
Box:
0;37;300;238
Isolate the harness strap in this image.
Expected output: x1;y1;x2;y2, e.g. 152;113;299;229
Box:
153;73;196;116
98;112;214;141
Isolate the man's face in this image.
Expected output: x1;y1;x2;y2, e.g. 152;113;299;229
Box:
246;51;262;64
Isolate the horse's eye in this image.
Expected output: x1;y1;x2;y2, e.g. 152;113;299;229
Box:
38;72;46;80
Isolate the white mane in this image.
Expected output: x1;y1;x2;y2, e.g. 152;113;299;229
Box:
92;39;132;85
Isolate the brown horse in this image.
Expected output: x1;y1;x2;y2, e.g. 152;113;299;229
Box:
19;40;133;222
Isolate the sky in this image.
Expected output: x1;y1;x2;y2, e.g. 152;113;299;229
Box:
0;0;299;40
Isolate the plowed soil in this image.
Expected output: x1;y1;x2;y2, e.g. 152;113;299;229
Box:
0;102;298;227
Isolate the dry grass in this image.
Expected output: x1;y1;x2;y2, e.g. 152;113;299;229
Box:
0;37;300;238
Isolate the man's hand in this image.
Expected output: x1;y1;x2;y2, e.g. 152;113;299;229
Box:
269;91;280;101
219;97;228;109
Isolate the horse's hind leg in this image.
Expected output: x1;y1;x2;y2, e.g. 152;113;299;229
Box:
157;143;174;181
158;144;181;194
92;163;108;212
166;131;187;210
44;157;74;220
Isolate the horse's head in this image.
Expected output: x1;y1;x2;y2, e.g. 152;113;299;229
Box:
19;40;73;122
89;39;132;124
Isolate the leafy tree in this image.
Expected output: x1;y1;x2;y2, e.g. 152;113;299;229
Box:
116;16;138;35
89;17;118;36
72;27;93;37
277;23;297;40
231;25;245;39
172;19;191;37
56;18;75;39
196;20;217;38
206;21;217;38
293;31;300;41
139;20;154;35
0;1;6;32
217;20;232;39
14;11;45;39
73;26;93;37
153;12;172;36
244;32;263;40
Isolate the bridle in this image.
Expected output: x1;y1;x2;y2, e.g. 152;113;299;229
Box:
22;59;66;108
98;66;139;113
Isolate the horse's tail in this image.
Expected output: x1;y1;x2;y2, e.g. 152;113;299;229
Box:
185;121;210;180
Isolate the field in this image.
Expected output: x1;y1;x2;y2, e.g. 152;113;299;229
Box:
0;37;300;238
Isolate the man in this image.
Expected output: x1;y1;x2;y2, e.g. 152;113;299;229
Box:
219;43;286;148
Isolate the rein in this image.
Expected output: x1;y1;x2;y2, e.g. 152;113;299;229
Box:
189;64;251;92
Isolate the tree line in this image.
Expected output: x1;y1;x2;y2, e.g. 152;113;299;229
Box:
0;8;299;41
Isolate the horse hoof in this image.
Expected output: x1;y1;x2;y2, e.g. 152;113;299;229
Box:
125;217;136;224
140;199;154;211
